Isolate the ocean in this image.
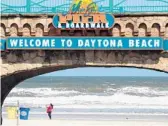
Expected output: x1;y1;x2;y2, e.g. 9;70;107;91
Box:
3;76;168;116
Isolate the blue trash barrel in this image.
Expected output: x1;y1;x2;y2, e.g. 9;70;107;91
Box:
19;107;30;120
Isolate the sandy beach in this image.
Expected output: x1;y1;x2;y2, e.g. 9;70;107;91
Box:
2;113;168;126
2;119;168;126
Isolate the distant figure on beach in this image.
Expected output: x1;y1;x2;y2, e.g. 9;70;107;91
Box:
46;103;54;120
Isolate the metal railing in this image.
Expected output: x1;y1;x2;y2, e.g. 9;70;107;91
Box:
1;0;168;14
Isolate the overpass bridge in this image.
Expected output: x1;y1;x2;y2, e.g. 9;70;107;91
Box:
1;0;168;106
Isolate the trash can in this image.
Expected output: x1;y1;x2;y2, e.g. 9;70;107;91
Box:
19;107;30;120
6;107;17;119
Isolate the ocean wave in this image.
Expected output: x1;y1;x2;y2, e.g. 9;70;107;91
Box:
4;93;168;108
118;86;168;97
105;86;168;97
9;88;80;97
7;86;168;108
10;85;168;98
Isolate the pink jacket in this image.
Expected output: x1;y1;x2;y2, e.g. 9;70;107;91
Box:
47;105;53;113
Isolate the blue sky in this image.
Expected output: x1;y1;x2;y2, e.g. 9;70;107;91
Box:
42;67;168;76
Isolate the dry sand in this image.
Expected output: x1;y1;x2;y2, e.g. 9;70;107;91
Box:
2;119;168;126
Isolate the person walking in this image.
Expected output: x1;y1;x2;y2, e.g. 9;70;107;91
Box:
46;103;54;120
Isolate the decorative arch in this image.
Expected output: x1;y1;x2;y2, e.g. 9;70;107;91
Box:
0;23;6;38
35;23;44;37
48;23;52;28
125;23;134;37
165;23;168;38
112;23;121;37
10;23;18;37
48;23;58;36
166;23;168;27
2;64;168;107
151;23;160;37
23;23;31;37
138;23;147;37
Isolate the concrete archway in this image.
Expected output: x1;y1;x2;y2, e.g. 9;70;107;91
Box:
10;23;18;37
138;23;147;37
1;50;168;105
112;24;121;37
2;66;168;105
1;13;168;106
151;23;160;37
35;23;44;37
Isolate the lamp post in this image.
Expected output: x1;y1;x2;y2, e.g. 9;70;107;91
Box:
17;101;20;126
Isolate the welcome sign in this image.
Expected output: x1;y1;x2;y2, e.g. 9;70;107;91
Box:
0;37;166;51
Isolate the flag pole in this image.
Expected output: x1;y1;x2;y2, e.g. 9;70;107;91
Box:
17;101;19;126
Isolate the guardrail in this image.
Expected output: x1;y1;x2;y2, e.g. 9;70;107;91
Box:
1;0;168;14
